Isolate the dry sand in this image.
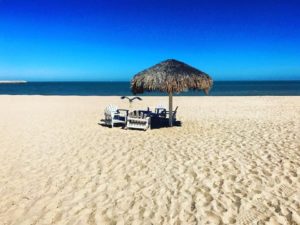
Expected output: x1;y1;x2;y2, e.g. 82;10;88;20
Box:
0;96;299;225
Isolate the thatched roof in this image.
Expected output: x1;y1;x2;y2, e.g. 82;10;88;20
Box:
131;59;213;94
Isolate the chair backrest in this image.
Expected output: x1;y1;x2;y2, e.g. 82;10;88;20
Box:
173;106;178;113
155;104;166;114
173;106;178;117
105;105;118;115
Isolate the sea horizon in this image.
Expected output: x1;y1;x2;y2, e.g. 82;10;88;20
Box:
0;80;299;96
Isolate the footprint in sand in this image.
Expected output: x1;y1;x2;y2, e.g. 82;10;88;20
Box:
273;184;297;198
237;208;267;225
237;199;271;225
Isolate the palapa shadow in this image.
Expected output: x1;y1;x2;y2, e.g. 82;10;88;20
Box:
149;117;182;129
98;118;182;130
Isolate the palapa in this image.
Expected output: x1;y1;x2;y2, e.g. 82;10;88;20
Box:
131;59;213;126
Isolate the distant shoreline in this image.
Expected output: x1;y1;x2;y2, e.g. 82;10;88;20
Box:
0;81;299;96
0;81;27;84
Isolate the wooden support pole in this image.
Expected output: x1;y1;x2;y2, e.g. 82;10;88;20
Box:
169;92;173;127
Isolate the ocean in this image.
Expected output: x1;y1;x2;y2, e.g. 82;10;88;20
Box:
0;81;299;96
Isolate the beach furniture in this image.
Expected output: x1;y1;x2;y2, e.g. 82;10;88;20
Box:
154;105;177;121
155;104;167;118
166;106;178;123
126;110;151;130
104;105;128;128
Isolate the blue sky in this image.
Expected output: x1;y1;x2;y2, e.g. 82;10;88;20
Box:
0;0;299;81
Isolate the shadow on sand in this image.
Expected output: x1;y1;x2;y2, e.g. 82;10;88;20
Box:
150;117;182;129
98;118;182;130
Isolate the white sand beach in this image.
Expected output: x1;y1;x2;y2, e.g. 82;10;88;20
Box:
0;96;299;225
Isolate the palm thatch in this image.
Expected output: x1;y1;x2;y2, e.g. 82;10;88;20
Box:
131;59;213;94
130;59;213;127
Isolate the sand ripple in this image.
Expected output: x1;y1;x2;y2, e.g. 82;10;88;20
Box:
0;96;299;225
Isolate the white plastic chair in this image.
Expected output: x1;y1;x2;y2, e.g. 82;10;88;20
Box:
126;110;151;131
104;105;128;128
